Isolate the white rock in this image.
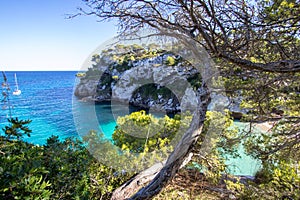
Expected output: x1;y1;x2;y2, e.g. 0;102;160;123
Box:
208;92;230;111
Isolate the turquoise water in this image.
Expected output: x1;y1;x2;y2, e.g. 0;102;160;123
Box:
1;71;77;143
0;71;120;144
0;71;168;143
0;71;260;175
226;121;261;176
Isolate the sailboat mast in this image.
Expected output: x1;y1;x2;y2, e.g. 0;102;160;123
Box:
14;73;19;90
12;73;21;96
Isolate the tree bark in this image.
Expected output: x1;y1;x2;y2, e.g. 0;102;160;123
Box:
110;162;164;200
111;84;211;200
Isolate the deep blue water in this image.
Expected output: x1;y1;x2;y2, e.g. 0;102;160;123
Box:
0;71;75;143
0;71;261;175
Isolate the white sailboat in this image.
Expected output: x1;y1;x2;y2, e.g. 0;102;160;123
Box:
12;73;21;96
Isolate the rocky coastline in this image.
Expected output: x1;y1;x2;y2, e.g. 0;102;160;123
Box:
75;49;200;114
74;44;246;118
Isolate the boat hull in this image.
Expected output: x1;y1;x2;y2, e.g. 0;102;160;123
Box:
13;89;21;96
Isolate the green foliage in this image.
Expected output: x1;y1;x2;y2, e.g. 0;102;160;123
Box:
0;138;52;199
236;160;300;200
2;118;32;140
217;62;300;199
191;111;240;183
220;68;300;164
100;44;164;67
42;136;91;199
217;62;300;197
244;117;300;163
165;56;176;66
99;73;113;87
113;110;191;153
78;112;190;173
3;0;300;198
237;72;300;118
91;54;100;63
0;119;131;199
262;0;299;23
220;58;300;165
187;72;202;90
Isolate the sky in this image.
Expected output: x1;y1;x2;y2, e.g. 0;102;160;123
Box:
0;0;118;71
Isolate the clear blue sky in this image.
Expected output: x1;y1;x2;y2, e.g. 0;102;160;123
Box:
0;0;117;71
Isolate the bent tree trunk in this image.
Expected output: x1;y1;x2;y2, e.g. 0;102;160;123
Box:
111;84;211;200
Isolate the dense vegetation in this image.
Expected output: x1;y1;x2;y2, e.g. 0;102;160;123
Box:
113;111;184;153
79;45;300;199
2;45;300;200
1;0;300;199
1;111;299;199
74;0;300;198
0;118;131;200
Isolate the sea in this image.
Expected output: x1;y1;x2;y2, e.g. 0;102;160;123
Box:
0;71;260;176
0;71;117;144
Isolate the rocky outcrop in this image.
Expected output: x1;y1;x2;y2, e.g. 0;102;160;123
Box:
74;78;98;99
208;92;247;119
75;51;246;117
75;53;200;113
111;63;199;113
129;91;181;113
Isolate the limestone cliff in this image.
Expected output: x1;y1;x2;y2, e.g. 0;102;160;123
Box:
74;44;200;113
74;44;246;117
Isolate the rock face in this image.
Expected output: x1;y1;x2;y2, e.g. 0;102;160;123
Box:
208;92;247;119
74;49;246;117
74;78;98;99
74;53;199;113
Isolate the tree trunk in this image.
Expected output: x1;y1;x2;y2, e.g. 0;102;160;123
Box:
111;84;210;200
